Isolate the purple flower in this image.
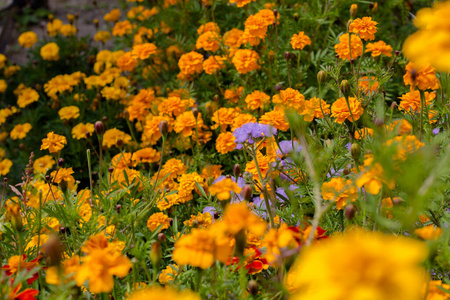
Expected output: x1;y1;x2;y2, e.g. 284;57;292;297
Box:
233;122;277;149
433;128;440;135
345;142;351;151
276;140;302;156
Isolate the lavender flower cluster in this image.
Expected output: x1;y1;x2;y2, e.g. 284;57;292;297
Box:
233;122;277;150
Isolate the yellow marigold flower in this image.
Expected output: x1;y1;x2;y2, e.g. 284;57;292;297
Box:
40;42;60;61
286;229;428;300
111;153;134;171
0;159;12;175
72;123;94;139
174;111;203;137
321;177;358;210
18;31;38;48
17;87;39;108
224;86;244;104
216;132;236;154
403;62;440;91
156;193;179;211
3;255;40;275
75;248;132;294
184;212;213;228
178;172;204;203
10;123;32;140
201;165;222;180
104;8;120;22
94;30;111;43
178;51;204;75
349;17;378;40
356;157;394;195
131;43;158;60
424;281;450;300
398;90;435;113
301;97;330;122
211;107;240;131
159;158;187;181
209;178;242;201
272;88;305;110
60;24;77;36
403;2;450;72
33;155;55;174
223;28;244;49
260;109;290;131
158;265;179;285
112;20;133;37
51;167;76;188
232;49;260;74
0;53;6;69
46;255;80;285
222;202;267;236
358;76;379;94
47;19;63;36
40;132;67;153
202;55;225;75
245;90;270;110
365;40;392;57
102;128;132;148
116;52;138;72
229;0;255;8
0;79;6;93
334;33;363;61
58;106;80;120
147;212;171;232
290;31;311;50
132;147;160;164
196;31;221;52
415;225;443;241
331;97;364;123
127;285;200;300
245;151;271;180
44;74;77;98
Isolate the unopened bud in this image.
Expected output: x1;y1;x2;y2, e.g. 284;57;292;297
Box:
93;19;99;28
94;121;105;135
8;203;23;232
235;229;247;256
150;242;162;267
317;70;327;84
158;233;166;243
192;108;199;118
44;235;62;267
293;13;299;21
45;175;51;182
409;68;417;84
394;50;400;56
213;94;220;102
273;9;278;18
343;168;351;175
351;143;361;161
108;167;114;173
390;101;397;110
248;280;259;296
345;204;355;220
159;120;169;136
274;84;283;91
340;80;351;96
3;177;7;183
123;110;130;120
57;158;64;167
284;52;292;61
233;164;241;178
350;58;355;65
350;4;358;18
242;184;253;201
116;204;122;214
116;138;124;147
268;50;275;64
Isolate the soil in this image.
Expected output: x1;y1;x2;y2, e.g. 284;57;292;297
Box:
0;0;120;64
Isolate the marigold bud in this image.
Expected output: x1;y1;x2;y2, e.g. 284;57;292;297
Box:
274;84;283;91
150;242;162;267
116;138;124;147
192;107;199;118
248;280;259;296
285;52;292;61
293;13;299;21
350;4;358;18
213;94;220;102
242;184;253;201
340;80;351;96
351;143;361;161
123;110;130;120
93;19;99;28
94;121;104;135
57;158;64;167
345;204;355;220
235;229;247;256
116;204;122;214
273;9;278;18
233;164;241;178
7;203;23;232
159;120;169;136
317;70;327;84
158;233;166;243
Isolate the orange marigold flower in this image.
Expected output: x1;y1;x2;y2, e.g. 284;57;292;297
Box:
415;225;443;241
112;20;133;36
51;167;76;188
232;113;257;131
321;177;358;210
260;109;289;131
398;90;435;113
224;86;244;104
196;31;221;52
142;115;173;145
178;172;204;203
245;151;271;179
201;165;222;180
147;212;171;232
385;135;425;161
245;90;270;110
232;49;260;74
301;97;330;122
211;107;240;131
223;28;244;49
178;51;204;75
197;22;220;35
10;123;32;140
104;8;120;22
355;127;374;140
132;147;160;164
229;0;255;8
290;32;311;50
210;178;242;201
358;76;379;94
331;97;364;123
102;128;132;148
131;43;158;60
58;106;80;120
158;96;188;117
403;62;440;91
116;52;138;72
334;33;363;61
272;88;305;110
349;17;378;40
244;14;268;40
174;111;203;137
222;202;267;236
365;40;392;57
216;132;236;154
202;56;226;75
356;156;394;195
40;132;67;153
